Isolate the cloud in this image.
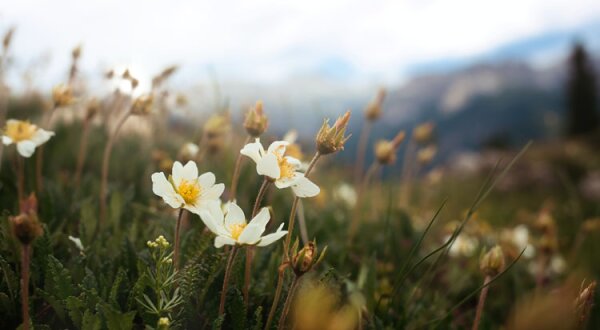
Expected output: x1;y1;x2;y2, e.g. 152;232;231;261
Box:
2;0;600;85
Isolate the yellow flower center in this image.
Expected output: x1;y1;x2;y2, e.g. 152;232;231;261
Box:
5;121;36;142
229;223;247;240
177;180;201;204
277;155;295;179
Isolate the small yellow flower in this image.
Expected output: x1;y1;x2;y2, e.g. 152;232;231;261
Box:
2;119;55;158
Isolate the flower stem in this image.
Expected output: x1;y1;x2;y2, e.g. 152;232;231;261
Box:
174;208;185;271
244;178;271;306
15;153;25;202
266;152;321;330
98;110;132;234
354;120;372;186
229;135;251;202
219;245;238;316
348;162;380;244
74;117;92;189
277;276;300;330
20;244;30;330
472;275;491;330
36;105;58;194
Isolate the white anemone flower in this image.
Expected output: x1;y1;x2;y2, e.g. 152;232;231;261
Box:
151;160;224;215
199;202;287;248
240;138;319;198
2;119;55;158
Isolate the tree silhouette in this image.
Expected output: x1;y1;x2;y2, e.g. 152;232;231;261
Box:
566;42;599;136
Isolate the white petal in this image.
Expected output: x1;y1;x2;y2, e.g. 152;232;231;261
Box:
2;136;13;145
215;235;236;248
16;141;36;158
257;153;280;179
171;161;184;186
201;183;224;200
275;173;301;189
247;207;270;227
285;156;302;170
30;129;54;146
151;172;183;208
198;172;216;188
199;209;227;236
181;161;199;181
194;200;225;224
257;224;288;247
240;139;264;164
224;202;247;228
237;223;264;245
291;175;320;198
267;141;289;157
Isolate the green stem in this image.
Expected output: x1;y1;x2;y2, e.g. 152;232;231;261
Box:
21;244;30;330
229;135;252;202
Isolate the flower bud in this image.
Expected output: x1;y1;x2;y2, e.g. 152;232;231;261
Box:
72;45;82;60
52;84;74;108
374;131;405;165
575;280;596;326
243;101;269;137
157;317;170;330
178;142;199;162
130;94;154;115
417;145;437;165
291;240;327;276
413;122;434;144
10;194;43;245
85;98;101;121
480;245;505;276
3;27;15;51
364;88;386;121
315;111;351;155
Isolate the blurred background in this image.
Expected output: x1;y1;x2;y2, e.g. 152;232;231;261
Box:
2;0;600;165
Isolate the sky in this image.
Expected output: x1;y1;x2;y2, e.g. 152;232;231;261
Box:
2;0;600;90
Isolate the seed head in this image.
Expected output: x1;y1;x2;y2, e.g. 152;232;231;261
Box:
413;122;435;144
291;240;327;276
315;111;351;155
480;245;505;276
364;88;386;121
374;131;405;165
3;27;15;51
85;98;101;120
52;84;74;108
417;145;437;165
10;194;43;245
130;94;154;115
243;101;269;137
72;45;82;60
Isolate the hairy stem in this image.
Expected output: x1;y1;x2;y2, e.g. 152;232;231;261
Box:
354;120;372;186
244;178;271;306
20;244;30;330
98;110;132;232
74;118;92;188
16;153;24;202
265;152;320;330
219;246;238;316
277;276;300;330
229;135;252;202
472;275;491;330
348;162;380;243
174;208;185;271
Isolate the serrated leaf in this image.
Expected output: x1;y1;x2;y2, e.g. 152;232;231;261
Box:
109;268;128;310
252;306;263;330
98;302;135;330
226;288;246;330
212;314;224;330
45;255;75;300
0;255;18;300
65;296;85;327
82;310;102;330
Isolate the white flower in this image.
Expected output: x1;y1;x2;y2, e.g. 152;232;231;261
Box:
199;202;287;248
240;138;319;198
2;119;54;158
334;183;357;207
446;234;478;257
151;160;224;215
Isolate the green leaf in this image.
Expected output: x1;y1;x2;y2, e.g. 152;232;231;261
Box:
212;314;225;330
45;255;75;300
66;296;85;328
252;306;263;330
226;288;246;330
81;310;102;330
98;302;136;330
109;268;128;310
